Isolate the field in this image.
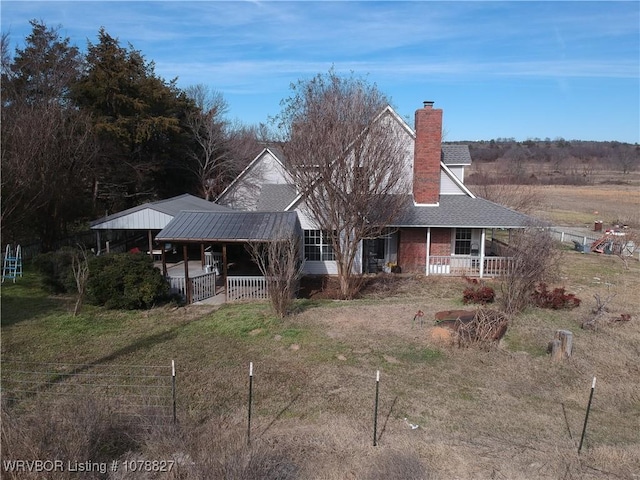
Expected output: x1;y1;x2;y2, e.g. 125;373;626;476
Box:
530;184;640;228
2;185;640;479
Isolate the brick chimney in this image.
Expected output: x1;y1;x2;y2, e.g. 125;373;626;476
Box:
413;101;442;204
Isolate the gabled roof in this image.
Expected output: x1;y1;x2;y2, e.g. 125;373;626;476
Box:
215;147;288;203
391;195;533;228
90;194;230;230
442;145;472;165
256;184;298;211
155;211;300;243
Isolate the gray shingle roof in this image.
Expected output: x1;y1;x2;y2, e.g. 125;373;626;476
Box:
391;195;533;228
90;194;230;228
442;145;471;165
155;211;301;243
256;184;298;211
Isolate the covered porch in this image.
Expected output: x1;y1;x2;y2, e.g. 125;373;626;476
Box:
155;210;301;304
426;227;513;277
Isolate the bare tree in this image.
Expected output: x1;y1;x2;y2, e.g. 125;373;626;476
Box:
500;227;563;315
470;180;541;215
247;231;304;318
275;70;410;299
184;85;231;200
71;246;90;317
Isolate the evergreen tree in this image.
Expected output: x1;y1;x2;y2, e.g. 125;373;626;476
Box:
73;28;194;211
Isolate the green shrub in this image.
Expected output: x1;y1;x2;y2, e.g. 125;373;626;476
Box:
32;248;77;294
87;253;169;309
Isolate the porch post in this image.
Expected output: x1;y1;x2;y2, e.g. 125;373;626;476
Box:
223;243;228;302
148;230;153;258
425;227;431;276
479;229;486;278
96;230;101;255
162;250;167;277
183;245;191;304
200;243;205;268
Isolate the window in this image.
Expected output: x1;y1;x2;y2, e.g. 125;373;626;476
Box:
454;228;472;255
304;230;335;261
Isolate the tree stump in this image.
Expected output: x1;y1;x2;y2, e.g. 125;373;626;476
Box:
550;330;573;361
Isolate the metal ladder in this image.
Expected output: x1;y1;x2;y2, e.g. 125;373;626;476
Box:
2;245;23;283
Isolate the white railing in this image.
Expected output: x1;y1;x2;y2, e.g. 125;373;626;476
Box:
167;276;187;299
226;276;270;303
167;272;217;303
428;256;512;277
549;229;599;248
191;272;217;302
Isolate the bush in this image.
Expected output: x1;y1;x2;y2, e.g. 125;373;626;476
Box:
32;248;78;294
500;227;562;315
462;278;495;305
87;253;169;309
531;283;581;309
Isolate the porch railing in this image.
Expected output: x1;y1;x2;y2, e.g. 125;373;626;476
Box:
167;271;217;303
226;276;270;302
428;256;512;277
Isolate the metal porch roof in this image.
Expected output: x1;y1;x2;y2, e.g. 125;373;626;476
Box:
155;211;301;243
90;194;231;230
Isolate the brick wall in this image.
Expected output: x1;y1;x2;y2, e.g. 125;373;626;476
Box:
429;228;452;256
398;228;427;273
413;102;442;204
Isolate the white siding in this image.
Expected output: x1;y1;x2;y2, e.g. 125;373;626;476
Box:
440;169;467;195
303;261;339;275
219;150;291;210
447;166;464;183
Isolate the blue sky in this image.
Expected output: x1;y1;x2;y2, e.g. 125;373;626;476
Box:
2;1;639;143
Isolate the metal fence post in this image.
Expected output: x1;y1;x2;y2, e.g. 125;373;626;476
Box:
171;360;176;424
247;362;253;445
373;370;380;446
578;376;596;454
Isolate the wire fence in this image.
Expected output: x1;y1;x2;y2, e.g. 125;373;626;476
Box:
1;360;176;427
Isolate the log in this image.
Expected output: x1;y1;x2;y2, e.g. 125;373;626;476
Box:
551;330;573;361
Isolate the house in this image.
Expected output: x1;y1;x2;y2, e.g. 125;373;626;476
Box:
97;101;532;303
215;101;532;277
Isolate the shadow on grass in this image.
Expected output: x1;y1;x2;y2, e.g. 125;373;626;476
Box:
4;327;185;405
259;393;303;439
376;395;398;444
1;291;67;328
290;299;331;315
1;270;73;327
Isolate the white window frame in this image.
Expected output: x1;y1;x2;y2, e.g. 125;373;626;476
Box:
304;229;335;261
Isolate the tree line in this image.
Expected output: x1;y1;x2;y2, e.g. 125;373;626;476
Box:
465;138;639;186
1;21;263;250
